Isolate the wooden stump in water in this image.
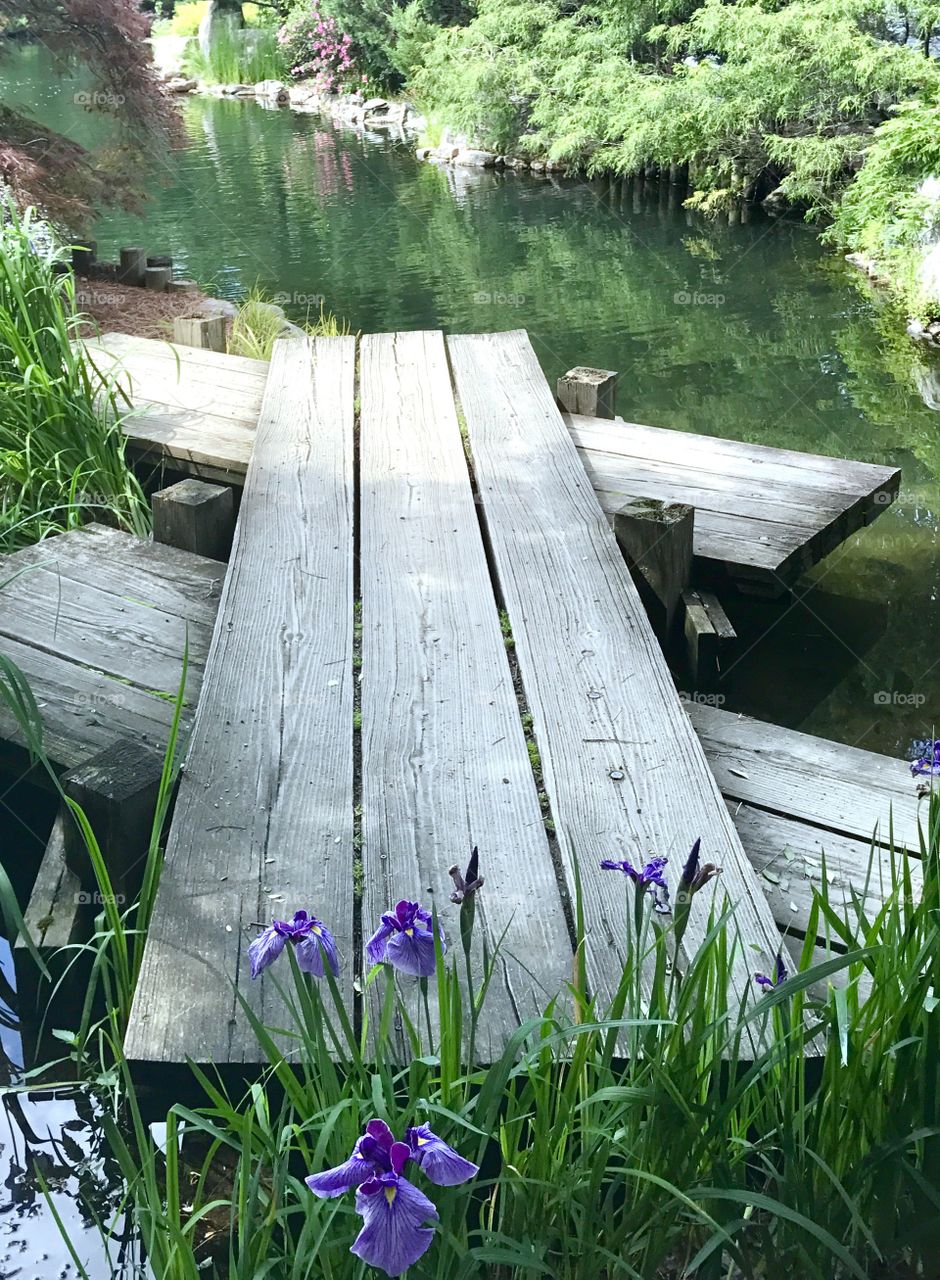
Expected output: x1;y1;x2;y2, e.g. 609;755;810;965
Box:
556;366;618;419
118;246;147;286
611;496;693;643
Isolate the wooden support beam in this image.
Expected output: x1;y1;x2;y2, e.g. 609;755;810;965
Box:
118;246;147;287
152;477;235;561
556;366;618;419
611;496;693;642
13;813;87;1058
681;588;736;688
61;739;165;899
71;241;96;273
145;266;173;292
172;315;227;353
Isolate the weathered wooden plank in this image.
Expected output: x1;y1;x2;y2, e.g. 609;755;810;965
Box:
568;413;900;499
0;633;187;772
690;703;924;853
448;330;785;1010
359;331;572;1057
574;414;900;589
125;336;356;1066
93;332;269;381
726;800;923;941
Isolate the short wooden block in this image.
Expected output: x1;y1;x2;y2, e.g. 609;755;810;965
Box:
611;496;693;641
118;246;147;287
167;279;199;295
171;315;227;353
681;588;736;688
152;477;235;561
71;241;96;273
147;253;173;270
556;366;618;419
145;265;173;291
61;739;165;899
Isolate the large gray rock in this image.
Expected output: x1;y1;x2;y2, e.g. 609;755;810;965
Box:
454;148;498;168
255;80;288;103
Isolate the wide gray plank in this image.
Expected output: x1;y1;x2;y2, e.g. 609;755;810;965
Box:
449;330;785;1011
691;703;925;853
125;336;356;1065
726;800;923;943
359;331;572;1057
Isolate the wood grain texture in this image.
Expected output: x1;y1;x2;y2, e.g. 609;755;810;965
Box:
125;336;356;1065
689;703;925;853
0;526;218;771
726;800;923;943
448;330;785;1011
570;413;900;587
359;331;573;1058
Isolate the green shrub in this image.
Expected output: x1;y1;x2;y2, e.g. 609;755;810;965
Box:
0;203;148;551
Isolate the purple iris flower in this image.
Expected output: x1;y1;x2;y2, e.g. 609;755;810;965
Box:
247;910;339;980
600;855;671;914
911;740;940;777
306;1118;477;1277
755;952;788;992
677;837;721;903
366;900;445;977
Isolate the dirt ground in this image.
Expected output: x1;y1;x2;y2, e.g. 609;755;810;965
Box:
73;263;224;340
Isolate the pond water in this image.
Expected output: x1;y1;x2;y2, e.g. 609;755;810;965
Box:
2;40;940;1275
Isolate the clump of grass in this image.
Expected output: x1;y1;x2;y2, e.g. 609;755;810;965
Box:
25;785;939;1280
228;287;350;360
153;2;265;38
0;203;149;552
183;20;286;86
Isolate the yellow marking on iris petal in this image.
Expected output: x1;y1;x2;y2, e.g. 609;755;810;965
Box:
417;1137;428;1146
312;925;321;935
384;1187;397;1206
405;928;414;937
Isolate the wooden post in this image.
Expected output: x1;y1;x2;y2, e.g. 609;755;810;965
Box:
556;366;618;419
167;279;199;295
71;241;96;273
13;812;87;1060
145;265;173;291
119;246;148;286
147;253;174;271
611;496;693;643
681;588;736;688
61;739;165;899
152;477;235;561
172;315;227;353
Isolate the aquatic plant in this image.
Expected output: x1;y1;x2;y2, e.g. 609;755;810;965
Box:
0;202;149;551
183;20;287;85
248;909;340;978
366;899;444;976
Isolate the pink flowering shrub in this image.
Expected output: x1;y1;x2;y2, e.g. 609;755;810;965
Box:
277;0;366;93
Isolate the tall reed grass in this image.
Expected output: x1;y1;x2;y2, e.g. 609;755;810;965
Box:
20;780;940;1280
0;204;149;552
183;23;287;86
228;286;351;360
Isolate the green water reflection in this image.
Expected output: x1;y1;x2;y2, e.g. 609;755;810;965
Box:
3;43;940;756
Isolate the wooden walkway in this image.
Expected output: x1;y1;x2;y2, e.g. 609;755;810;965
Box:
5;518;924;1060
83;333;900;593
122;329;784;1068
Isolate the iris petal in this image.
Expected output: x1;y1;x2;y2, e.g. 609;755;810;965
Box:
296;925;340;977
365;919;395;967
386;926;438;977
305;1148;372;1198
407;1124;479;1186
247;926;286;980
351;1175;438;1277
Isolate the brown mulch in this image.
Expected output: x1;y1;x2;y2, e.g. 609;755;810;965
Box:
73;262;221;340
